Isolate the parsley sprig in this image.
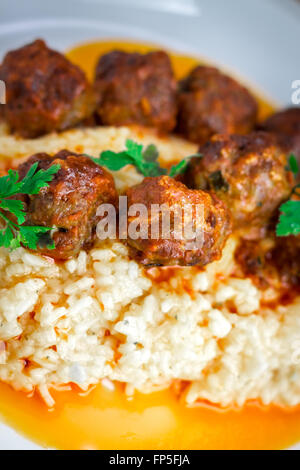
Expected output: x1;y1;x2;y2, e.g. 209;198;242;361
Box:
91;139;200;178
277;154;300;237
276;199;300;236
0;162;60;250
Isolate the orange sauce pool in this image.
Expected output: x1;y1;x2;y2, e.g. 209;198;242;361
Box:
1;381;300;450
0;39;299;451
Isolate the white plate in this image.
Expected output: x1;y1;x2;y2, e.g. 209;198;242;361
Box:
0;0;299;450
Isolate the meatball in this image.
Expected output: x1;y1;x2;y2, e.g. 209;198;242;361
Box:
261;107;300;162
177;66;258;144
123;175;231;266
0;39;95;138
235;234;300;291
270;235;300;288
94;50;177;132
185;132;293;232
234;238;277;289
17;150;118;259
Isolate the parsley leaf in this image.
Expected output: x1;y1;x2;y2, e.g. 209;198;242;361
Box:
169;153;203;178
18;162;60;195
91;140;166;177
286;154;299;176
142;144;159;163
0;199;26;224
169;159;189;178
91;139;200;178
276;200;300;237
276;155;300;237
0;163;60;251
0;163;60;198
92;149;134;172
19;226;55;250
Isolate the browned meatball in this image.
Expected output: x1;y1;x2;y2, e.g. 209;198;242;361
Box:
261;107;300;162
94;50;177;132
17;150;118;259
177;66;258;144
123;175;231;266
185;132;293;232
235;234;300;291
234;238;277;289
270;235;300;288
0;40;95;138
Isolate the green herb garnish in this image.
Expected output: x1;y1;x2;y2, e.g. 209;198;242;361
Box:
169;159;189;178
277;154;300;237
276;200;300;237
0;162;60;250
91;140;166;177
286;154;299;176
91;139;199;178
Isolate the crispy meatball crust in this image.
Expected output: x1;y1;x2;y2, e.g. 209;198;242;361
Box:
261;107;300;162
94;50;177;132
270;235;300;288
17;150;118;259
0;39;95;138
235;234;300;291
177;66;258;144
123;175;231;266
185;132;293;231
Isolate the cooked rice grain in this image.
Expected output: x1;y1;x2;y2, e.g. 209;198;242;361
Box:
0;237;299;407
0;126;299;407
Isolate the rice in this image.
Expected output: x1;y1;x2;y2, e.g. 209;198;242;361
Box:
0;125;300;408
